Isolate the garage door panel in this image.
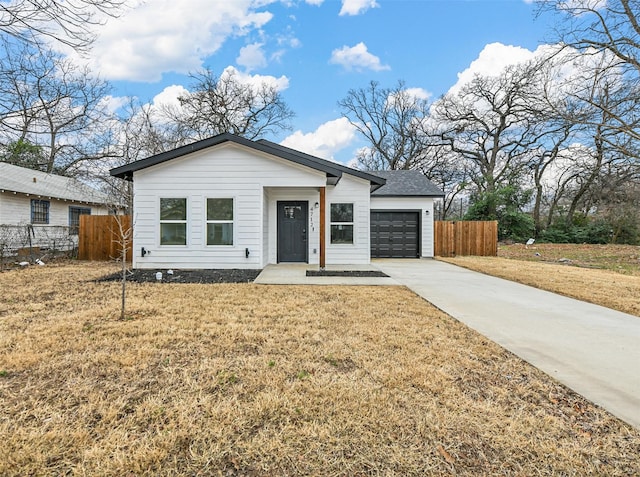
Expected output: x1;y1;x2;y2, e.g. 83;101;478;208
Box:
371;211;419;258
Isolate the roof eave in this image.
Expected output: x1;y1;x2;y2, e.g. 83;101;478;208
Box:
372;192;445;198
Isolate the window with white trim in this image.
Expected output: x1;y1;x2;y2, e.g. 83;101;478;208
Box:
330;203;354;244
160;198;187;245
206;198;233;245
31;199;50;224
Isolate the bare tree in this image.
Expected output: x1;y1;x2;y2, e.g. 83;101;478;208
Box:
0;0;125;52
110;212;132;320
0;39;117;176
338;80;431;171
162;69;295;143
429;61;551;217
537;0;640;72
537;1;640;149
417;145;471;219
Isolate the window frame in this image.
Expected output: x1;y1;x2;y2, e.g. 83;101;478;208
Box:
30;199;50;225
329;202;355;245
206;197;234;246
68;206;91;235
159;197;188;246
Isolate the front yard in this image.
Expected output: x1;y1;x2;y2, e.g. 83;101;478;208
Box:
1;261;639;476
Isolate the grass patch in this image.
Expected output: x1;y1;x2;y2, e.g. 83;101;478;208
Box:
499;243;640;274
1;261;639;475
441;244;640;317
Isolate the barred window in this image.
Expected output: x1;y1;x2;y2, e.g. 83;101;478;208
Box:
31;199;50;224
69;207;91;235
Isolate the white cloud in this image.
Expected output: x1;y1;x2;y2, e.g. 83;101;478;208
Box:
65;0;275;82
305;0;325;5
99;95;130;114
400;87;432;102
447;41;618;97
559;0;608;10
221;65;290;92
339;0;379;16
151;84;190;110
281;118;357;161
329;42;390;72
452;42;535;91
236;43;268;71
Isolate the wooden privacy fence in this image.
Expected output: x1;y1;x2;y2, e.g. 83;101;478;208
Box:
434;220;498;257
78;215;132;261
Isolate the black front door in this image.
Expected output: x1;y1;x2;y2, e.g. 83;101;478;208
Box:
277;201;308;262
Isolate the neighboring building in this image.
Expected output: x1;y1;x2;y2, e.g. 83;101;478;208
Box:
110;133;444;270
0;162;114;252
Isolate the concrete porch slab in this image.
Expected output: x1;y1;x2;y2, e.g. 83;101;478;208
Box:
254;263;400;285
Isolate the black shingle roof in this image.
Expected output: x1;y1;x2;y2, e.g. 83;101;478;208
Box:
368;170;444;197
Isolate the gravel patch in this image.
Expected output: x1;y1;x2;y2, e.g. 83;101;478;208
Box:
97;268;262;284
305;270;388;277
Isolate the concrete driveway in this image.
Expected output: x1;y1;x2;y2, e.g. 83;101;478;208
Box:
374;258;640;430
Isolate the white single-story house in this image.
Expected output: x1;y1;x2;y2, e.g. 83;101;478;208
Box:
0;162;114;252
110;133;444;269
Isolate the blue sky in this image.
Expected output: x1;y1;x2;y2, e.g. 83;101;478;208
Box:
66;0;556;163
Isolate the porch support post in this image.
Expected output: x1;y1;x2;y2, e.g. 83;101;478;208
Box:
319;186;326;269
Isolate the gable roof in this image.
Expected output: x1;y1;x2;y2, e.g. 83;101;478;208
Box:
110;133;386;190
369;170;444;197
0;162;112;204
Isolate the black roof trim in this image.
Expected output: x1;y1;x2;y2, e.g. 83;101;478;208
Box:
110;133;385;189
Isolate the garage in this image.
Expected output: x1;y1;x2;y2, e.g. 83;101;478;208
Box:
370;210;420;258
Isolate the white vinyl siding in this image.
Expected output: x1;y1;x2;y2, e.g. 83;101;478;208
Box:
0;191;109;226
370;196;435;258
132;143;326;269
0;191;111;251
324;175;371;265
262;188;269;267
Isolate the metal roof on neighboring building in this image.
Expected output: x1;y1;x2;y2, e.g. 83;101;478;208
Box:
0;162;112;204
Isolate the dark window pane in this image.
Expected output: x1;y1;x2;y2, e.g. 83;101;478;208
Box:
160;223;186;245
207;223;233;245
331;224;353;244
160;198;187;220
31;199;50;224
283;205;303;219
207;198;233;221
331;203;353;222
69;206;91;235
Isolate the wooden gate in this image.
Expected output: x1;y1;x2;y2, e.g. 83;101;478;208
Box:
78;215;132;261
434;221;498;257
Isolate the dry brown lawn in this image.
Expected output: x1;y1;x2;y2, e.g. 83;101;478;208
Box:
440;244;640;317
1;261;640;476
